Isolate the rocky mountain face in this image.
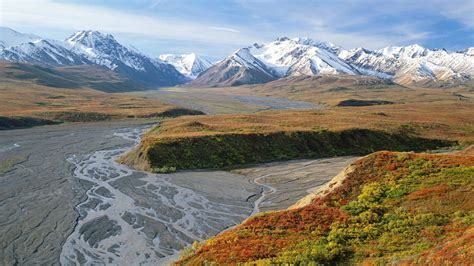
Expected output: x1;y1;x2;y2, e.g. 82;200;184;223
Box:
192;37;474;87
0;27;187;88
159;53;212;79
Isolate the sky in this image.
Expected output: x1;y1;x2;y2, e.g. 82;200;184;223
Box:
1;0;473;60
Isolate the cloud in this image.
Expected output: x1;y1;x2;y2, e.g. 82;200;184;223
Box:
435;0;474;28
209;27;240;33
0;0;258;46
234;0;472;50
1;0;471;57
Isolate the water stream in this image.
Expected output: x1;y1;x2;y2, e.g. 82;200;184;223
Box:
60;126;262;265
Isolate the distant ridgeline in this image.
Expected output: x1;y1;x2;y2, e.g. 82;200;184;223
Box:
2;27;473;89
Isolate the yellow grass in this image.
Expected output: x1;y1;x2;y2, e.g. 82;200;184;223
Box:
0;79;177;119
146;101;474;143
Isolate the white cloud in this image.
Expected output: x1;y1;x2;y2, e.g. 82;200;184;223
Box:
209;27;240;33
435;0;474;28
0;0;259;45
1;0;470;57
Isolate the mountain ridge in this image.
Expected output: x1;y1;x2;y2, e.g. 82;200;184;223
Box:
191;37;474;87
0;27;187;88
1;27;473;88
188;48;279;87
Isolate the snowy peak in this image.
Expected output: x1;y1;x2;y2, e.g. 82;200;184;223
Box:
65;30;187;86
463;47;474;56
189;48;278;87
0;28;90;67
0;27;41;49
193;37;372;87
231;48;261;67
249;37;356;77
159;53;212;78
230;48;278;78
66;30;120;50
65;30;131;70
0;27;186;87
0;39;91;66
193;37;473;87
292;37;343;54
342;43;474;83
378;44;429;58
2;26;473;87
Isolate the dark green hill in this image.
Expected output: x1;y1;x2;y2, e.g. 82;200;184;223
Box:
0;62;147;93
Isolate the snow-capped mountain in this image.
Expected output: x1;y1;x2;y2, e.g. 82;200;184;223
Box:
1;27;473;87
0;39;92;66
0;27;187;88
193;37;474;87
0;27;90;66
159;53;212;79
191;48;279;87
340;44;474;83
192;37;359;86
465;48;474;56
0;27;41;49
64;30;187;87
249;37;356;77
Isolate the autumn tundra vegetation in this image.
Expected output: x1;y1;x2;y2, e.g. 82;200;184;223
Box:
177;150;474;264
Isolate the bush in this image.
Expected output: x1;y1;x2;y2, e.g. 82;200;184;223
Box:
151;166;176;173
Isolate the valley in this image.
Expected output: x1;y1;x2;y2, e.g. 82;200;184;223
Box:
1;72;473;264
0;20;473;266
0;119;357;265
1;70;473;264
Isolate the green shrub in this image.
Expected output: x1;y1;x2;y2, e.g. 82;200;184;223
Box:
145;129;452;170
151;166;177;173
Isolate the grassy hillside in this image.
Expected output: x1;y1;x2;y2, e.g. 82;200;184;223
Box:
122;103;473;172
138;129;450;172
0;62;146;93
177;150;474;264
0;69;204;129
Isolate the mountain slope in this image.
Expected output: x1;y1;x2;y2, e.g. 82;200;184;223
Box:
0;27;91;67
178;150;474;264
0;61;146;92
190;48;278;87
0;27;41;49
190;38;360;87
0;27;189;88
0;39;91;67
159;53;212;78
1;27;473;87
65;30;188;87
249;37;357;77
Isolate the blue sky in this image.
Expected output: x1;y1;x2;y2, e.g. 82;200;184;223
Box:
2;0;473;60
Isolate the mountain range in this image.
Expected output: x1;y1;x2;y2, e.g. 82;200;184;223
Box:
0;27;191;88
192;37;474;86
1;27;473;89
